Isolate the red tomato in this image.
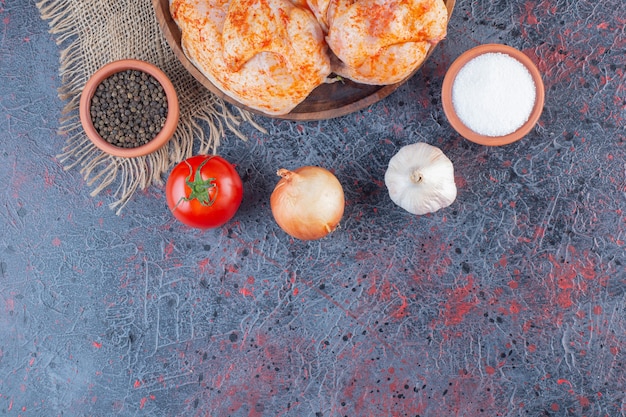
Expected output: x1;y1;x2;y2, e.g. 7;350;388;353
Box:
166;155;243;229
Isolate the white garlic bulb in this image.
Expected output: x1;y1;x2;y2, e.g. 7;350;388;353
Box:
384;142;457;215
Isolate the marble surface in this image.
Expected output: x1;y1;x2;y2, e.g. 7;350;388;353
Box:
1;0;624;416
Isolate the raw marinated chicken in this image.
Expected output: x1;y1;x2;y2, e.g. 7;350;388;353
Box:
171;0;331;115
304;0;332;31
326;0;448;85
171;0;449;114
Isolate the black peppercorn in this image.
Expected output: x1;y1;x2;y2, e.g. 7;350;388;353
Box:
90;69;168;149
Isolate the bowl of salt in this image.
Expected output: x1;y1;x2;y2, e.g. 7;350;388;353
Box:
441;44;545;146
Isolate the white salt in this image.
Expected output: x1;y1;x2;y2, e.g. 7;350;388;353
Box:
452;52;536;137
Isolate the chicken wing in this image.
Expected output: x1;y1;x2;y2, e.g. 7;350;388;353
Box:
171;0;331;115
326;0;448;85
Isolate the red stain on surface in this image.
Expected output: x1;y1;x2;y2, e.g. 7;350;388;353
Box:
533;226;546;240
379;278;392;301
522;1;538;25
52;237;61;247
547;247;598;309
557;378;572;387
164;241;175;259
197;258;211;273
442;276;478;326
339;359;431;417
523;42;579;88
239;287;254;297
556;290;573;308
367;273;380;296
454;175;467;188
391;290;408;319
92;341;102;349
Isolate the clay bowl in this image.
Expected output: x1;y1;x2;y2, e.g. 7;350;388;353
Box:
79;59;180;158
152;0;455;121
441;44;545;146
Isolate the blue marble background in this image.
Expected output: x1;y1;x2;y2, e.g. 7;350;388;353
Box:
1;0;624;416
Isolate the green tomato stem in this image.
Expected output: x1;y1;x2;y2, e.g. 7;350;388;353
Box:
174;158;218;210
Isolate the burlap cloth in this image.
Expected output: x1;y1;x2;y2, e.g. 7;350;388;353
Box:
37;0;263;213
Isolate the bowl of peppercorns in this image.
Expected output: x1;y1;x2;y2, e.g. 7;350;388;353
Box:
79;59;179;158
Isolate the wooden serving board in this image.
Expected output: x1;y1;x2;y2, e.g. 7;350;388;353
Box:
152;0;456;121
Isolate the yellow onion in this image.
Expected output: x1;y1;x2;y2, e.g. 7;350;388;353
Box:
270;166;345;240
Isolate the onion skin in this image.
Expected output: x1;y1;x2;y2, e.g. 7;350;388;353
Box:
270;166;345;241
